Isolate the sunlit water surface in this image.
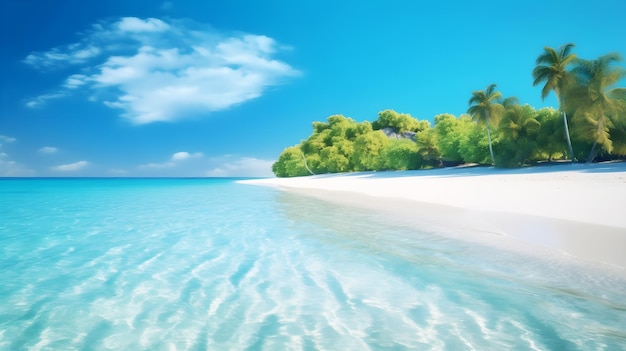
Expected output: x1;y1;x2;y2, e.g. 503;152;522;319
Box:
1;178;625;350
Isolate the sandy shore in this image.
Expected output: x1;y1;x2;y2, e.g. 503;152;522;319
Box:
240;162;626;270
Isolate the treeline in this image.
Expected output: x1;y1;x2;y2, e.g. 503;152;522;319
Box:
272;44;626;177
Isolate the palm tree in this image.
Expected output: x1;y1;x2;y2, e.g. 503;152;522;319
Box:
500;100;541;141
532;43;577;162
468;84;503;165
570;53;626;162
499;99;541;166
535;107;567;161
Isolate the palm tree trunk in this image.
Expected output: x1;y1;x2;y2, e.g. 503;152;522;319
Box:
486;122;495;165
586;118;605;163
587;141;598;163
562;111;575;161
560;98;575;162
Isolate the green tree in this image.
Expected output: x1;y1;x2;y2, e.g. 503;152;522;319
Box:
457;117;492;164
497;100;541;167
532;43;577;161
415;127;441;168
352;131;389;171
467;84;504;165
535;107;566;161
372;109;428;133
608;92;626;156
433;114;464;164
319;145;350;173
569;53;626;162
272;146;310;177
298;114;368;174
383;139;419;170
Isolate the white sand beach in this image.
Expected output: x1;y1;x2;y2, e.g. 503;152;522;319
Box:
241;162;626;270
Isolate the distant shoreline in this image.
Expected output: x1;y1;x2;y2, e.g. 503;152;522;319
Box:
240;162;626;271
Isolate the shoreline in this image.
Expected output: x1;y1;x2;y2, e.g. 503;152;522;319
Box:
239;162;626;271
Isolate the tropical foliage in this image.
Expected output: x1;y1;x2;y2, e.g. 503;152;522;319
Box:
568;53;626;162
273;44;626;177
532;43;577;161
467;84;504;165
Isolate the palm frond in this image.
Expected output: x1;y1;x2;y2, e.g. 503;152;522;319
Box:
485;84;498;97
502;96;520;108
468;91;484;106
467;105;483;118
533;44;577;102
532;66;551;85
489;91;503;102
535;46;558;66
608;88;626;101
571;58;593;81
560;43;576;57
601;52;623;63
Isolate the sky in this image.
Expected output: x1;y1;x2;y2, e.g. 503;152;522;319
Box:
1;0;625;177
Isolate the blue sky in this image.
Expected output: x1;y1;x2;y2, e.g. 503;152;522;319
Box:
1;0;625;177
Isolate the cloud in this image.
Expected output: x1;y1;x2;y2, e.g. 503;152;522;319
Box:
52;160;89;171
0;159;35;176
117;17;170;32
39;146;58;154
138;161;175;169
206;157;274;177
26;93;68;108
64;74;88;89
139;151;203;169
23;46;101;69
24;17;299;124
0;135;17;143
171;151;203;161
0;136;36;176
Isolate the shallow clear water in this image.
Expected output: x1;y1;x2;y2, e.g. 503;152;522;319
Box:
1;178;625;350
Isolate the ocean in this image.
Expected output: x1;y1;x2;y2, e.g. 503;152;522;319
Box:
1;178;625;350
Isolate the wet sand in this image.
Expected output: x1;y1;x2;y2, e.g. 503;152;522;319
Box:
240;163;626;270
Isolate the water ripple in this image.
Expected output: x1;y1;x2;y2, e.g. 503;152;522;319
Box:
1;179;625;350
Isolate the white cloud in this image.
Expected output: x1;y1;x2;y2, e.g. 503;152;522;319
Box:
23;46;101;69
138;161;175;169
0;136;36;176
0;159;34;176
171;151;203;161
52;160;89;171
64;74;88;89
0;135;16;143
206;157;274;177
139;150;203;169
39;146;58;154
26;93;67;108
24;17;299;124
117;17;170;33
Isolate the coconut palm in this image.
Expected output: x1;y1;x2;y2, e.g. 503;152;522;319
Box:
569;53;626;162
535;107;567;161
500;99;541;140
468;84;503;165
532;43;577;161
498;99;541;166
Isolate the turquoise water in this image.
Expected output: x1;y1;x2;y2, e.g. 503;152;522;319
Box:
1;178;625;350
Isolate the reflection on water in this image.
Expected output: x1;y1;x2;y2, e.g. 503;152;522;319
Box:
0;179;625;350
275;190;626;346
